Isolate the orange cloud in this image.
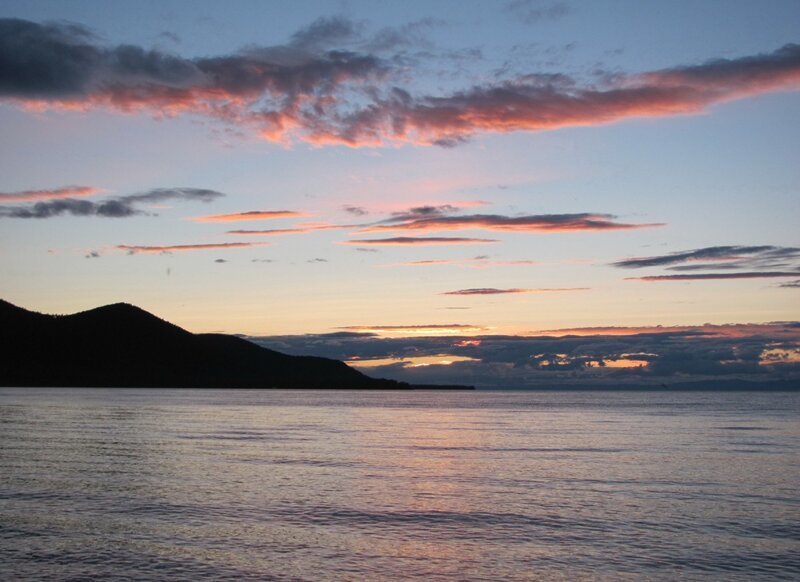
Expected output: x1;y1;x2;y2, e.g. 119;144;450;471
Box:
442;287;589;295
0;186;101;202
329;45;800;146
192;210;306;223
343;237;499;246
339;324;486;335
117;242;268;254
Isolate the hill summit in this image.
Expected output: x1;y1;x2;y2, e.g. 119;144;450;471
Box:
0;299;408;389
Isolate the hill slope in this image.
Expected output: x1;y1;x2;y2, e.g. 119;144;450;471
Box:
0;299;407;389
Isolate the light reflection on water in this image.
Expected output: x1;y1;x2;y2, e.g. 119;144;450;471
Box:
1;388;799;580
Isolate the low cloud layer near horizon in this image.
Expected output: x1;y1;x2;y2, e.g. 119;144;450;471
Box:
250;323;800;388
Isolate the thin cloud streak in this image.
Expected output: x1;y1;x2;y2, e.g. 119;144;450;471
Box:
0;185;101;202
443;287;589;295
533;323;800;338
344;236;499;246
613;245;800;269
228;222;355;236
628;272;800;281
358;212;662;234
192;210;307;223
117;242;267;254
339;324;486;335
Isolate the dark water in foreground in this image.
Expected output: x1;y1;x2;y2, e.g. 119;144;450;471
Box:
1;389;799;581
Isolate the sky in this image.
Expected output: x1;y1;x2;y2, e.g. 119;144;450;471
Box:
1;0;798;387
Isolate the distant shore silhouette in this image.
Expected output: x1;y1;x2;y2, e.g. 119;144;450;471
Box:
0;299;473;390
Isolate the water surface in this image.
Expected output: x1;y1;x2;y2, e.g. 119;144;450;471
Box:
1;389;799;580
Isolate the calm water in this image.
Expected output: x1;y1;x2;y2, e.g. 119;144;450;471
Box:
1;389;799;581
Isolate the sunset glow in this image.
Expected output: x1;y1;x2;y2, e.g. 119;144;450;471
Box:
1;1;797;388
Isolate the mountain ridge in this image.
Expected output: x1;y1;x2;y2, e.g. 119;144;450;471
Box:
0;299;459;389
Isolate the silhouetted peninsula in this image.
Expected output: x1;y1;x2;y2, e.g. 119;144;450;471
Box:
0;299;472;389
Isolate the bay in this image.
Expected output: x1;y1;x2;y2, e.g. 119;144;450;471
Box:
1;388;799;580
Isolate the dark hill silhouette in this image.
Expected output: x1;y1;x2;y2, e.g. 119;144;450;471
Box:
0;299;436;389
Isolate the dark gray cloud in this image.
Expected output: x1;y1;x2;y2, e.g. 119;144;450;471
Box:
628;272;800;282
387;204;461;221
613;245;800;269
0;17;387;141
248;323;800;388
342;205;369;216
779;280;800;288
0;187;223;219
615;245;800;283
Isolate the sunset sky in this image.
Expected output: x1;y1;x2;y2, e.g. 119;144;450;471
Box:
1;0;798;386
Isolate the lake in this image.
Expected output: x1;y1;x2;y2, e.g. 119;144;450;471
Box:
1;388;798;580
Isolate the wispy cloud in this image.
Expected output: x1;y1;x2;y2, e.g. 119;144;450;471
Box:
504;0;570;25
628;272;800;282
613;245;800;269
0;185;101;202
533;323;800;338
442;287;589;295
343;236;499;246
117;241;266;254
779;280;800;288
191;210;306;223
615;245;800;283
357;212;663;234
3;18;798;146
0;187;222;219
228;222;354;236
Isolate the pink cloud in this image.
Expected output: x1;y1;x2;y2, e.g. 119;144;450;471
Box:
0;186;101;202
191;210;306;223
